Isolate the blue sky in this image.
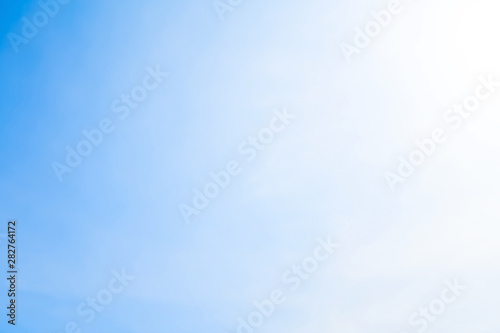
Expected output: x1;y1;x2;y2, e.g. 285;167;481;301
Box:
2;0;500;332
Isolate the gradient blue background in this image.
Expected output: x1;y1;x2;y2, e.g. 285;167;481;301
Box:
2;0;500;332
